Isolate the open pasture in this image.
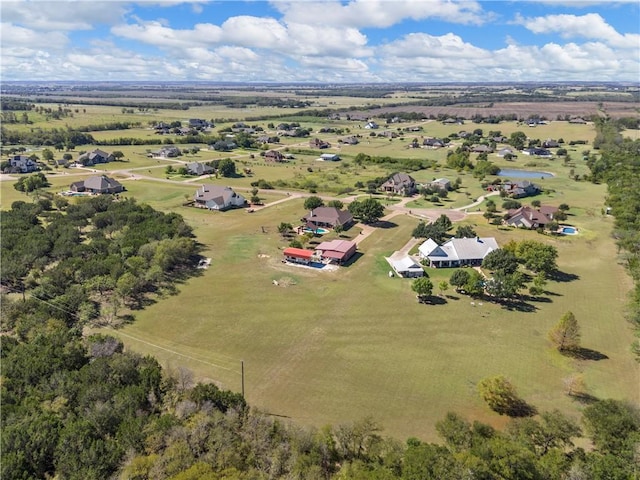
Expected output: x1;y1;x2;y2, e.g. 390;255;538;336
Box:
97;177;638;441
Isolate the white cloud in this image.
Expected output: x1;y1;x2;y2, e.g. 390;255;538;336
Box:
380;32;488;59
273;0;488;28
0;22;69;50
220;16;288;49
515;12;640;48
0;1;128;31
112;21;223;48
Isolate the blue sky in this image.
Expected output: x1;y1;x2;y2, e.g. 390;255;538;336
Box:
1;0;639;82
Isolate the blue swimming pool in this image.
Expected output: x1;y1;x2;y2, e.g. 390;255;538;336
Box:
498;169;554;179
309;262;326;269
561;226;578;235
303;227;330;235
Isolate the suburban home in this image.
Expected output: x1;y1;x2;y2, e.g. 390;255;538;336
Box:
70;175;124;194
77;149;114;166
150;146;182;158
471;144;493;154
427;178;451;192
522;147;552;158
380;130;398;138
309;138;331;149
188;118;211;129
186;162;214;176
340;136;359;145
497;147;515;158
569;117;587;124
381;173;417;196
419;237;499;268
364;121;379;129
542;139;560;148
423;138;445;148
264;150;286;162
7;155;39;173
194;185;246;211
303;207;353;230
319;153;340;161
283;247;318;265
387;255;424;278
315;239;357;265
499;180;541;198
504;205;559;229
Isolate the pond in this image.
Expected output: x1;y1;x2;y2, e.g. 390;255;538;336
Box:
497;169;554;179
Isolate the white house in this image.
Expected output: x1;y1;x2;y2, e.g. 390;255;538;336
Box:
386;256;424;278
418;237;499;268
194;185;246;211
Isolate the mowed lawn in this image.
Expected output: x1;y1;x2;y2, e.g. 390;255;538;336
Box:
100;180;639;441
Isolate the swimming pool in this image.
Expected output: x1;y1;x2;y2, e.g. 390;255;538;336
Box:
497;169;554;179
302;227;330;235
561;226;578;235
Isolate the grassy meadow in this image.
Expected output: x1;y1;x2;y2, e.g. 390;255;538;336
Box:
2;100;638;442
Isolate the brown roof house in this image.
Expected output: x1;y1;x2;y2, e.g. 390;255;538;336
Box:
381;173;417;196
504;205;559;229
70;175;124;194
315;239;357;265
264;150;286;162
303;207;353;230
77;149;114;166
194;185;246;211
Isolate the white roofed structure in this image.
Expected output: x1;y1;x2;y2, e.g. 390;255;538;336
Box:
418;237;499;268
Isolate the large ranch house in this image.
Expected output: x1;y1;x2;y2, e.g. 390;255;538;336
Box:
302;206;354;231
70;175;124;194
419;237;498;268
194;185;246;211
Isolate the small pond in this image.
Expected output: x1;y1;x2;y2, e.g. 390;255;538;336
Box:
497;169;554;179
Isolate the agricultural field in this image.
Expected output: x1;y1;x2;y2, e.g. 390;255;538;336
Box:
1;84;638;441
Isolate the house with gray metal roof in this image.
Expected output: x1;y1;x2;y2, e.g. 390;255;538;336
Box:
418;237;499;268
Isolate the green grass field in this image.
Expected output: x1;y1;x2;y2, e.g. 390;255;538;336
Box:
80;179;637;441
3;107;638;442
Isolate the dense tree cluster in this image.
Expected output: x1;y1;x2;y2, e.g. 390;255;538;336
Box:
1;196;198;330
2;319;638;479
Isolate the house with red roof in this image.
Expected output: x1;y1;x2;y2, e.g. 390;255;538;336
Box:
315;239;357;265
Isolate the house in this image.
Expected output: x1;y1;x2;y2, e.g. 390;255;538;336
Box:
194;185;246;211
504;205;559;229
7;155;39;173
283;247;317;265
423;138;445;148
150;146;182;158
387;255;424;278
380;130;398;138
188;118;211;129
319;153;340;161
364;121;379;129
428;178;451;192
569;117;587;124
70;175;124;194
522;147;552;158
77;149;114;166
309;138;331;149
186;162;214;176
340;136;359;145
418;237;499;268
497;147;515;158
303;207;353;230
500;180;541;198
542;139;560;148
471;145;493;154
381;173;417;196
315;240;357;265
264;150;286;162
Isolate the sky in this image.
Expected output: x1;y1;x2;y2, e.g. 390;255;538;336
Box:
1;0;639;83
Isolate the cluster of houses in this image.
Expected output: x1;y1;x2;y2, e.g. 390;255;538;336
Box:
153;119;213;135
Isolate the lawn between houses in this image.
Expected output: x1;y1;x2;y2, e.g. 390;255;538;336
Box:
90;179;638;442
3;111;637;441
